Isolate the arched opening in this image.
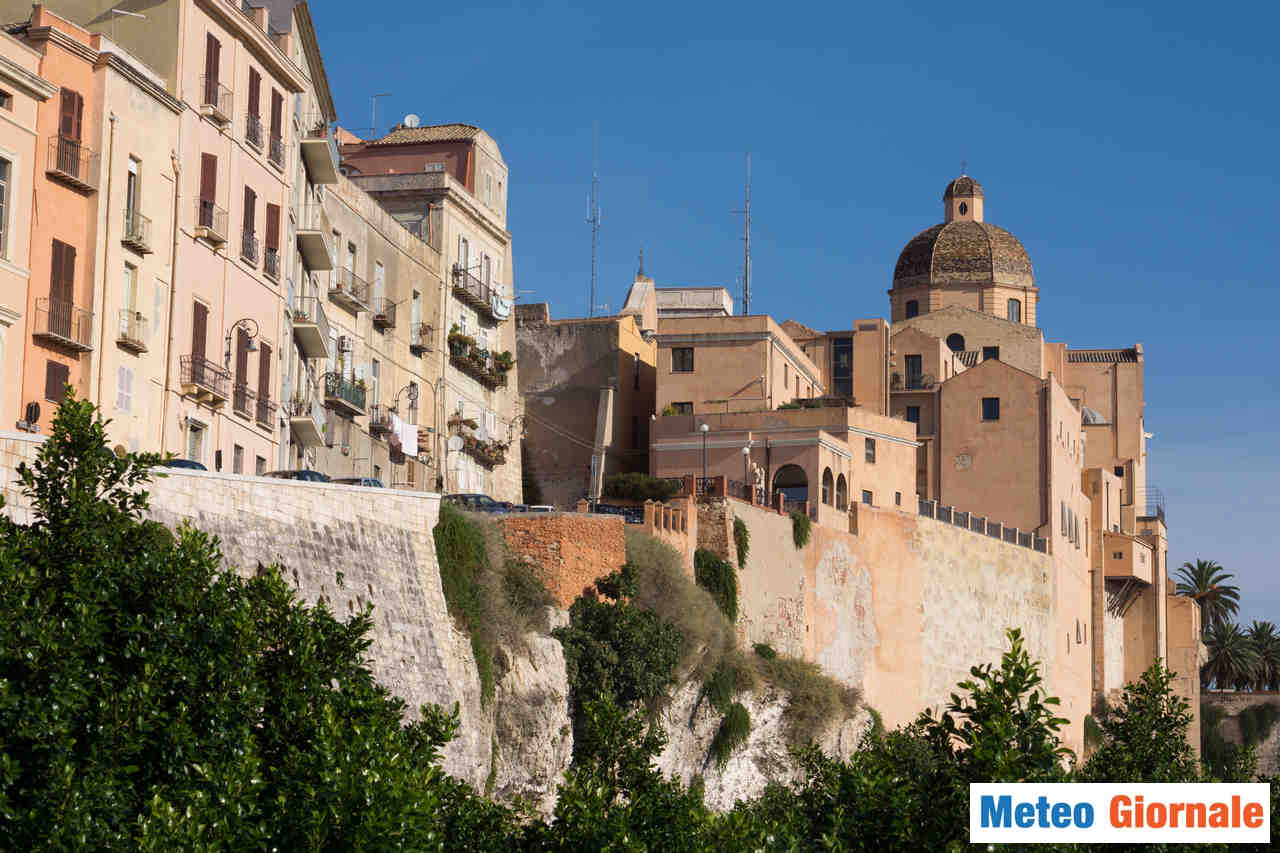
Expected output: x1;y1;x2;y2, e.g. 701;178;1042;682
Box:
772;464;808;509
946;333;965;352
905;299;919;319
835;474;848;510
1007;299;1022;323
821;468;834;505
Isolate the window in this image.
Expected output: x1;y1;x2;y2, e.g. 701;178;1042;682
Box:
264;203;280;275
0;157;8;258
45;360;70;403
981;397;1000;420
49;240;76;337
269;89;283;144
257;341;272;410
191;300;209;363
412;290;421;328
671;401;693;415
865;437;876;463
904;354;922;387
1007;299;1022;323
905;406;921;424
821;468;833;505
1112;551;1123;560
58;87;84;142
958;202;968;216
203;33;221;93
905;299;919;318
862;490;873;506
233;444;244;474
1061;501;1066;532
946;333;965;352
633;352;640;390
255;455;266;476
198;153;217;228
1113;466;1124;478
672;347;694;372
374;261;385;304
895;492;902;506
116;366;133;411
0;89;11;110
982;346;999;361
186;421;205;463
371;359;380;405
783;363;788;387
124;157;140;228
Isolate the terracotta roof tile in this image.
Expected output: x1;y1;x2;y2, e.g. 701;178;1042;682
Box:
370;123;482;146
1067;349;1139;363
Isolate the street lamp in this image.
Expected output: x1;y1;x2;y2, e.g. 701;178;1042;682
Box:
743;444;751;493
700;422;709;485
223;317;260;370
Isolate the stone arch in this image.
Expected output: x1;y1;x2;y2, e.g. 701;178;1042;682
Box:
773;464;808;506
821;467;835;505
836;474;848;510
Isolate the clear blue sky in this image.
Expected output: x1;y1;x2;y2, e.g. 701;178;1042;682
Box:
312;0;1280;624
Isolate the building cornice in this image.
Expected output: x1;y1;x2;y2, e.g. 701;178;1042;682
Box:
0;303;22;325
19;25;98;67
0;52;57;101
846;424;920;448
96;53;183;114
293;3;336;119
193;0;306;93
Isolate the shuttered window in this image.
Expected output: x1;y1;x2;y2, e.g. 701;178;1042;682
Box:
44;361;69;403
49;239;76;338
116;366;133;412
204;33;220;85
247;67;260;117
269;89;283;139
58;88;83;141
199;153;217;202
243;186;256;238
191;301;208;359
234;327;249;386
265;203;280;250
257;341;271;401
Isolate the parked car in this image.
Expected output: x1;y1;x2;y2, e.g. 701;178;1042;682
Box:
525;505;555;513
443;493;508;514
264;469;330;483
159;458;207;471
332;477;385;488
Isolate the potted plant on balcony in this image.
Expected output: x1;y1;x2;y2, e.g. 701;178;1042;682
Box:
447;323;475;357
493;350;514;373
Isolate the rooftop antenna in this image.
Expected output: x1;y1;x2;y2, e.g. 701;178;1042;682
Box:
638;247;644;277
961;159;967;176
731;153;751;315
587;121;601;317
369;92;391;139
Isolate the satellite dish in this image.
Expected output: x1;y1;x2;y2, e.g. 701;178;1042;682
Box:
447;435;464;452
403;114;420;128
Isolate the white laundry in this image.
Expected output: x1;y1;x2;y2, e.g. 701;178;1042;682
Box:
391;413;417;457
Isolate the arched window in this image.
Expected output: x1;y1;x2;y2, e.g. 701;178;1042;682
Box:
821;468;834;505
1007;299;1022;323
772;464;808;508
946;333;965;352
835;474;848;510
905;299;919;319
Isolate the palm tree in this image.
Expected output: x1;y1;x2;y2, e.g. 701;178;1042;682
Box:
1247;621;1280;692
1174;559;1241;633
1203;621;1259;691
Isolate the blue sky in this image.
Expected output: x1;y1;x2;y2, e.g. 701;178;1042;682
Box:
312;0;1280;623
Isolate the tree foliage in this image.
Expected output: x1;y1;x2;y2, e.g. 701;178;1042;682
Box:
694;548;738;623
1175;558;1241;633
1203;619;1259;690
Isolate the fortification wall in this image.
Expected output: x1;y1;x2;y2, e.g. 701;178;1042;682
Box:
1203;692;1280;777
500;512;627;607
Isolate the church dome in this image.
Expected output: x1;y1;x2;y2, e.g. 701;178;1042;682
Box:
943;176;983;199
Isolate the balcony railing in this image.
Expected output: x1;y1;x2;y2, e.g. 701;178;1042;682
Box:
117;309;148;353
268;134;284;169
46;135;99;192
296;203;333;270
323;371;365;416
232;382;256;418
291;295;329;360
122;208;152;254
286;381;326;447
195;199;228;244
329;266;369;314
1141;487;1166;524
263;247;280;280
371;297;396;330
369;403;394;437
917;498;1046;553
891;372;936;391
451;264;498;320
241;230;259;266
409;322;433;354
33;297;94;351
180;354;231;403
245;113;263;149
255;395;277;429
299;113;339;184
199;75;233;124
447;337;511;389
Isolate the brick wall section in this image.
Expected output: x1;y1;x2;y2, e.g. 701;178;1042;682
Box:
696;497;733;565
500;513;626;608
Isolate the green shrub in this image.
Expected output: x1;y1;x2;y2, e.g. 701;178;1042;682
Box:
752;642;777;660
709;702;752;767
695;547;738;622
1084;713;1103;750
601;472;680;502
756;654;860;746
1238;701;1280;748
791;510;811;548
733;517;750;568
701;653;757;714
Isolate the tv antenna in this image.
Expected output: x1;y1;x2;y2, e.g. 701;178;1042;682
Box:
587;122;601;317
107;7;145;42
369;92;391;139
731;153;751;314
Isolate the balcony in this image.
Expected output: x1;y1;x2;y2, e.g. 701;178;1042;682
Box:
409;322;433;355
291;296;329;360
369;404;394;438
263;247;280;280
1104;531;1153;585
891;372;936;391
33;298;94;352
299;114;339;184
461;433;509;468
255;395;277;429
245;113;263;150
180;354;231;404
241;230;259;266
371;297;396;331
46;136;99;193
323;371;365;417
447;334;511;390
117;309;148;353
286;382;326;447
268;134;283;170
451;264;499;321
195;199;228;245
296;203;333;270
329;267;369;314
232;382;256;419
199;75;233;125
1140;487;1167;525
122;208;152;254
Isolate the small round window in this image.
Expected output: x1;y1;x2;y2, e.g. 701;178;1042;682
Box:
958;202;968;215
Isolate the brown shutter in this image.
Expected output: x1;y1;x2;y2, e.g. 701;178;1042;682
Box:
192;301;208;359
243;186;256;233
247;67;260;116
49;239;66;302
265;203;280;250
199;153;217;202
235;327;249;385
205;33;220;83
59;89;82;140
257;341;271;400
45;361;69;403
269;90;282;138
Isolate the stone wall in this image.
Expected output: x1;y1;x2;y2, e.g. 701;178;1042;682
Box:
499;512;626;607
1203;692;1280;777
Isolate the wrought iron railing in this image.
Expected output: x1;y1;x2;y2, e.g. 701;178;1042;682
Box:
47;135;99;191
891;372;936;391
329;266;369;310
291;295;329;346
241;230;259;265
917;498;1046;553
180;354;230;399
255;395;277;428
409;322;433;354
369;404;394;436
199;75;233;120
34;297;94;351
195;199;228;242
371;297;396;330
451;264;498;319
245;113;263;149
232;383;256;418
263;247;280;279
268;134;284;168
323;371;366;413
1142;487;1166;523
122;208;151;252
117;309;147;352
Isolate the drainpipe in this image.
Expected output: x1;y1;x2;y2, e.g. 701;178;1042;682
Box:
93;112;118;406
159;149;181;455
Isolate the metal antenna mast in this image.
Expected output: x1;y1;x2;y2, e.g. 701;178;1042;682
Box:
587;122;601;317
732;153;751;314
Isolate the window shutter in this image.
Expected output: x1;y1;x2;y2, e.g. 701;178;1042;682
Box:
265;203;280;250
192;301;208;359
269;90;282;138
205;33;220;83
247;67;260;116
45;361;69;403
49;238;65;301
235;327;249;385
59;89;83;140
72;91;83;142
243;186;256;233
257;341;271;400
199;153;217;202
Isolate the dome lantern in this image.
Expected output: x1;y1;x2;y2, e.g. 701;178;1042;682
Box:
943;175;983;223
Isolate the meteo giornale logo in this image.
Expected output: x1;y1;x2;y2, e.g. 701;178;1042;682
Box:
970;783;1270;844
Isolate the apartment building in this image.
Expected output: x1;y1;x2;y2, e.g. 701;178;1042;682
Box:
340;123;522;501
0;31;56;430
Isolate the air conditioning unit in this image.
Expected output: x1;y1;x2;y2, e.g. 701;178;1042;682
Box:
338;335;352;353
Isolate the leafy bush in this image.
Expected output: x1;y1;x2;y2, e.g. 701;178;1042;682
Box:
752;642;777;660
1079;662;1199;782
733;517;750;568
695;547;738;622
791;509;811;548
757;653;860;746
701;653;757;714
601;472;680;502
1238;701;1280;747
709;702;752;767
